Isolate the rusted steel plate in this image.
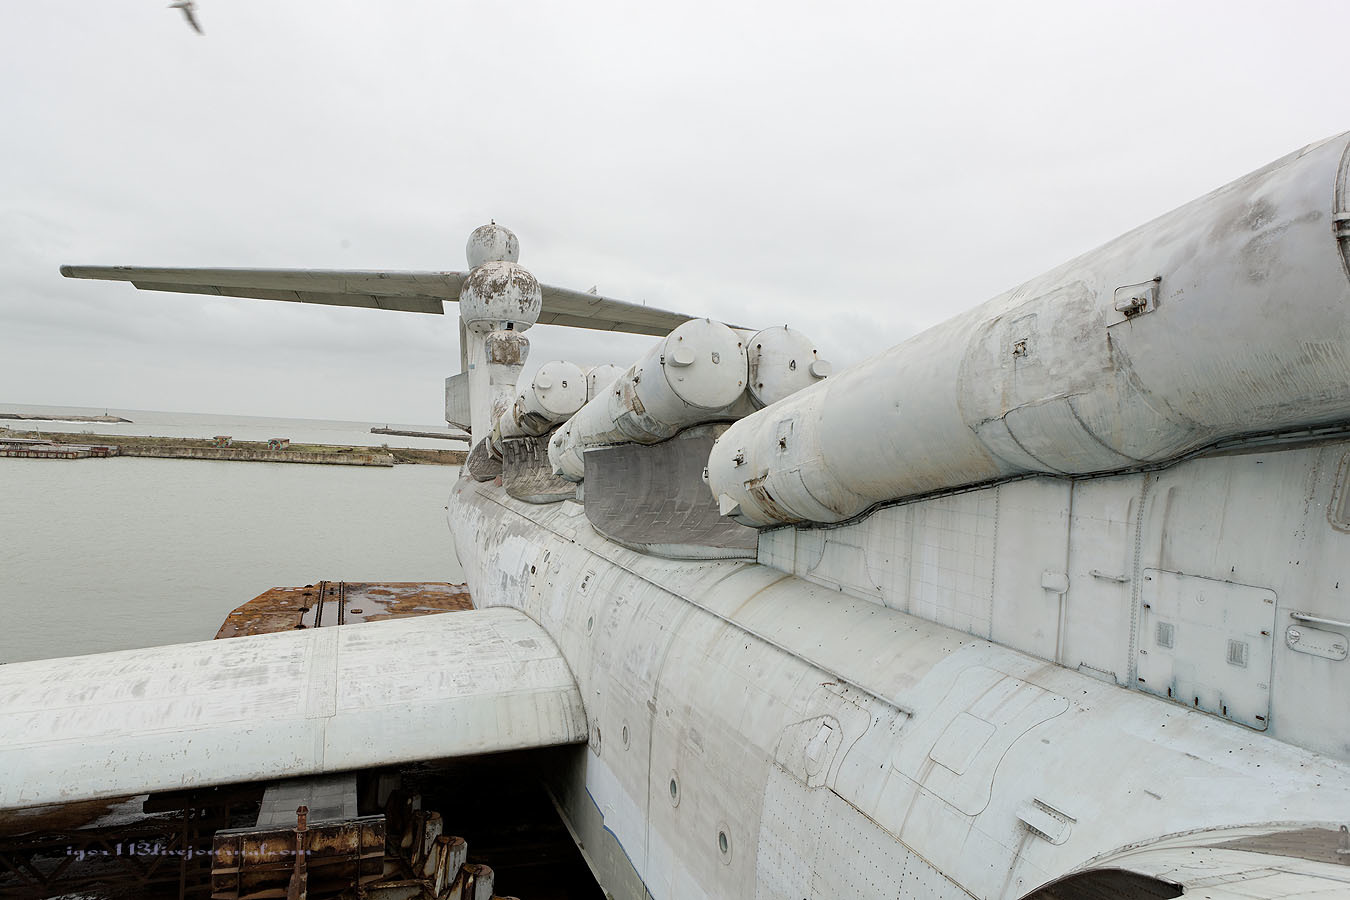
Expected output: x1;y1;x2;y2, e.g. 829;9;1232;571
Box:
211;815;385;899
0;796;141;837
215;582;473;639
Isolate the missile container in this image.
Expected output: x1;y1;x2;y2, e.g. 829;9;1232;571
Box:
549;319;747;481
708;132;1350;526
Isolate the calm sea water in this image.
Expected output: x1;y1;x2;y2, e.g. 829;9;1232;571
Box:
0;404;465;663
0;402;467;450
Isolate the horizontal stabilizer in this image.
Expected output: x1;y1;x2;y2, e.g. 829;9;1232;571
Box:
536;283;693;335
60;265;696;336
59;266;457;314
0;608;587;811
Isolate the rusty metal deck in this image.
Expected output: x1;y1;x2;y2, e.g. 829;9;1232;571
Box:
0;579;597;900
215;581;473;639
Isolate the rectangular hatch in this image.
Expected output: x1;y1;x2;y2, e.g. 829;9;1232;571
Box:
1136;569;1276;729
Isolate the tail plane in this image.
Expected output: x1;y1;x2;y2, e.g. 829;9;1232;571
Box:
59;265;695;336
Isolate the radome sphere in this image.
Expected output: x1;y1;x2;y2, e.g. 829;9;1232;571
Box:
459;260;542;334
466;223;521;270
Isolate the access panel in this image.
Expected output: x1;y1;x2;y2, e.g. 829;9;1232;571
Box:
1136;569;1276;729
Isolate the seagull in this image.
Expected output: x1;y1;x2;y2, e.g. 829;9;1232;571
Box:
168;0;203;34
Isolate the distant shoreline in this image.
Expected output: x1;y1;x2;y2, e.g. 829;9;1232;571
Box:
0;413;132;424
0;430;466;467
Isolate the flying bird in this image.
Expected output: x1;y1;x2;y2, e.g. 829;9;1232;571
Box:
168;0;203;34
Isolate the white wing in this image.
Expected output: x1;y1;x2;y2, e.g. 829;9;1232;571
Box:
59;265;699;336
0;608;587;810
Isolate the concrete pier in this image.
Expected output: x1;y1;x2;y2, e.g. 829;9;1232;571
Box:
0;431;465;467
0;438;118;459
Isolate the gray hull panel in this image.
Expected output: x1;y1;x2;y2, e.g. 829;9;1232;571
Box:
583;428;757;559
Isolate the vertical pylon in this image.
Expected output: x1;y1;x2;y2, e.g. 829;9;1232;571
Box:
457;224;541;454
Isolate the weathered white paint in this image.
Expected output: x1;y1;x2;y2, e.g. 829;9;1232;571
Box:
740;325;829;409
500;359;589;441
458;260;542;335
52;134;1350;900
550;318;748;480
0;608;587;810
464;325;493;448
58;267;696;336
586;364;625;401
708;132;1350;526
450;449;1350;899
458;239;543;450
761;442;1350;759
485;330;529;452
465;222;520;270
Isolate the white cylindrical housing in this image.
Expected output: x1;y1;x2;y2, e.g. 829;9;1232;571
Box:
509;360;588;437
745;326;830;408
548;319;748;480
586;364;624;401
709;132;1350;526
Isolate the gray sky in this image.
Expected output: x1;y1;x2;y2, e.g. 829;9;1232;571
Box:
1;1;1346;423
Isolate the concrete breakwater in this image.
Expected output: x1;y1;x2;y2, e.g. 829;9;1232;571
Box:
371;426;470;441
1;430;466;467
0;439;119;460
0;413;132;423
123;445;396;466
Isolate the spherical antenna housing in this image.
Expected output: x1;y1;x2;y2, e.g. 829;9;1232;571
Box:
466;223;520;270
459;260;542;334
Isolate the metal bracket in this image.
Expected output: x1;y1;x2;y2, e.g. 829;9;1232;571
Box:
1290;610;1350;629
1111;277;1161;320
1090;569;1130;583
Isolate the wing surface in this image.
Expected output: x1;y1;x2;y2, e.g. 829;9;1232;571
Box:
59;266;462;315
536;283;692;336
0;607;587;810
59;265;696;336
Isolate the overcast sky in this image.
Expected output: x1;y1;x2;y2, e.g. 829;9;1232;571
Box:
1;1;1346;424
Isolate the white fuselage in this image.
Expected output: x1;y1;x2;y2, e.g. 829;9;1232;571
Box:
449;430;1350;900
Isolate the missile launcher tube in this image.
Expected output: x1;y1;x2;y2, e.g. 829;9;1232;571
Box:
586;364;624;401
741;326;831;408
549;319;748;481
501;360;588;440
708;132;1350;527
496;361;622;449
